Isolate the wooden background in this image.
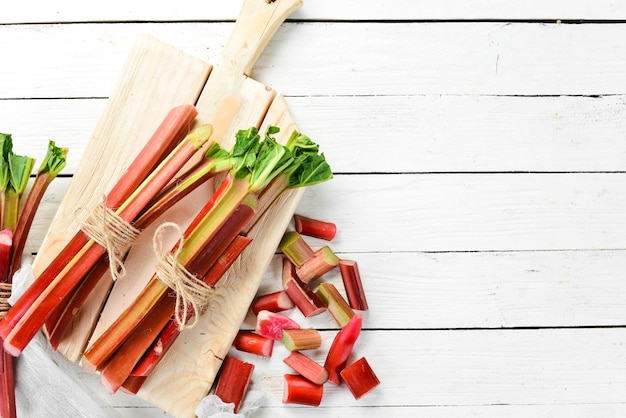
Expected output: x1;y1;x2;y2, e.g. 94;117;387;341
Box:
2;0;626;416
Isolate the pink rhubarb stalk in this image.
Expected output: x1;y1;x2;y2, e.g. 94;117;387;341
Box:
283;351;328;385
338;259;369;311
250;290;294;316
295;245;339;283
282;258;325;317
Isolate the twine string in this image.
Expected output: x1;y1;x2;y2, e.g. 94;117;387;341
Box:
0;282;12;319
153;222;214;330
77;196;140;281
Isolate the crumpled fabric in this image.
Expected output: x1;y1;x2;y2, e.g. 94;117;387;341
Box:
8;261;118;418
195;391;266;418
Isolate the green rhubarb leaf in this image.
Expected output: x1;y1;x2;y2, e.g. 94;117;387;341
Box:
249;136;293;192
286;130;320;158
287;152;333;188
0;133;14;161
9;153;36;194
39;140;68;177
232;127;261;180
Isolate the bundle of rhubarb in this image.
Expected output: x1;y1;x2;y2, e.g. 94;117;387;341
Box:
0;134;68;418
0;104;333;403
213;217;379;411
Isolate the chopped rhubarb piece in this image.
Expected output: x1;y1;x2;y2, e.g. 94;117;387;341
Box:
232;331;274;358
282;374;323;406
315;282;355;327
340;357;380;399
279;231;314;267
324;314;363;385
293;214;336;241
282;258;325;317
296;245;339;283
251;290;294;316
282;328;322;351
214;356;254;413
255;310;300;340
283;351;328;385
338;259;368;311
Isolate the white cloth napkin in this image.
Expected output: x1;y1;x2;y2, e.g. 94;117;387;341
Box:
8;262;118;418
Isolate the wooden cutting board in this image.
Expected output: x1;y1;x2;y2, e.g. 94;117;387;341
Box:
32;0;304;416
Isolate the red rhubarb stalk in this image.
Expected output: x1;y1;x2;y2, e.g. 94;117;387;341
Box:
282;258;325;317
0;106;199;342
99;294;175;394
126;235;253;380
283;351;328;385
10;141;68;276
0;229;11;281
340;357;380;399
214;356;254;413
282;374;323;406
47;170;236;346
232;331;274;358
0;229;14;418
250;290;294;316
82;187;255;372
46;256;111;349
293;214;336;241
338;259;369;311
324;313;363;385
2;124;213;356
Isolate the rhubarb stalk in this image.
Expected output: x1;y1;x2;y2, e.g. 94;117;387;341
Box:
324;313;363;384
214;356;254;413
340;357;380;399
84;126;332;375
0;105;198;343
2;123;213;356
282;374;323;406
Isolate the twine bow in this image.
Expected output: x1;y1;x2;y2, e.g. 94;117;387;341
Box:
153;222;214;330
77;196;140;281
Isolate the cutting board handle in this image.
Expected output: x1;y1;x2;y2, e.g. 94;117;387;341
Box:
221;0;302;76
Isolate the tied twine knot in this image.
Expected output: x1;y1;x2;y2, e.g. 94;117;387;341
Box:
0;282;12;319
153;222;214;330
77;197;140;281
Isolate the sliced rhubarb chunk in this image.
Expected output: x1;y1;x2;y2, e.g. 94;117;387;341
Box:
340;357;380;399
282;374;323;406
255;310;300;340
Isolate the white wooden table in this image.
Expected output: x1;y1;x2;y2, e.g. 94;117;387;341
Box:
2;1;626;417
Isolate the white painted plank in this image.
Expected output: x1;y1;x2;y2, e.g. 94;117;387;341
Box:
245;250;626;330
2;0;626;23
3;23;626;98
239;328;626;407
20;172;626;256
3;95;626;174
78;329;626;410
114;404;626;418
